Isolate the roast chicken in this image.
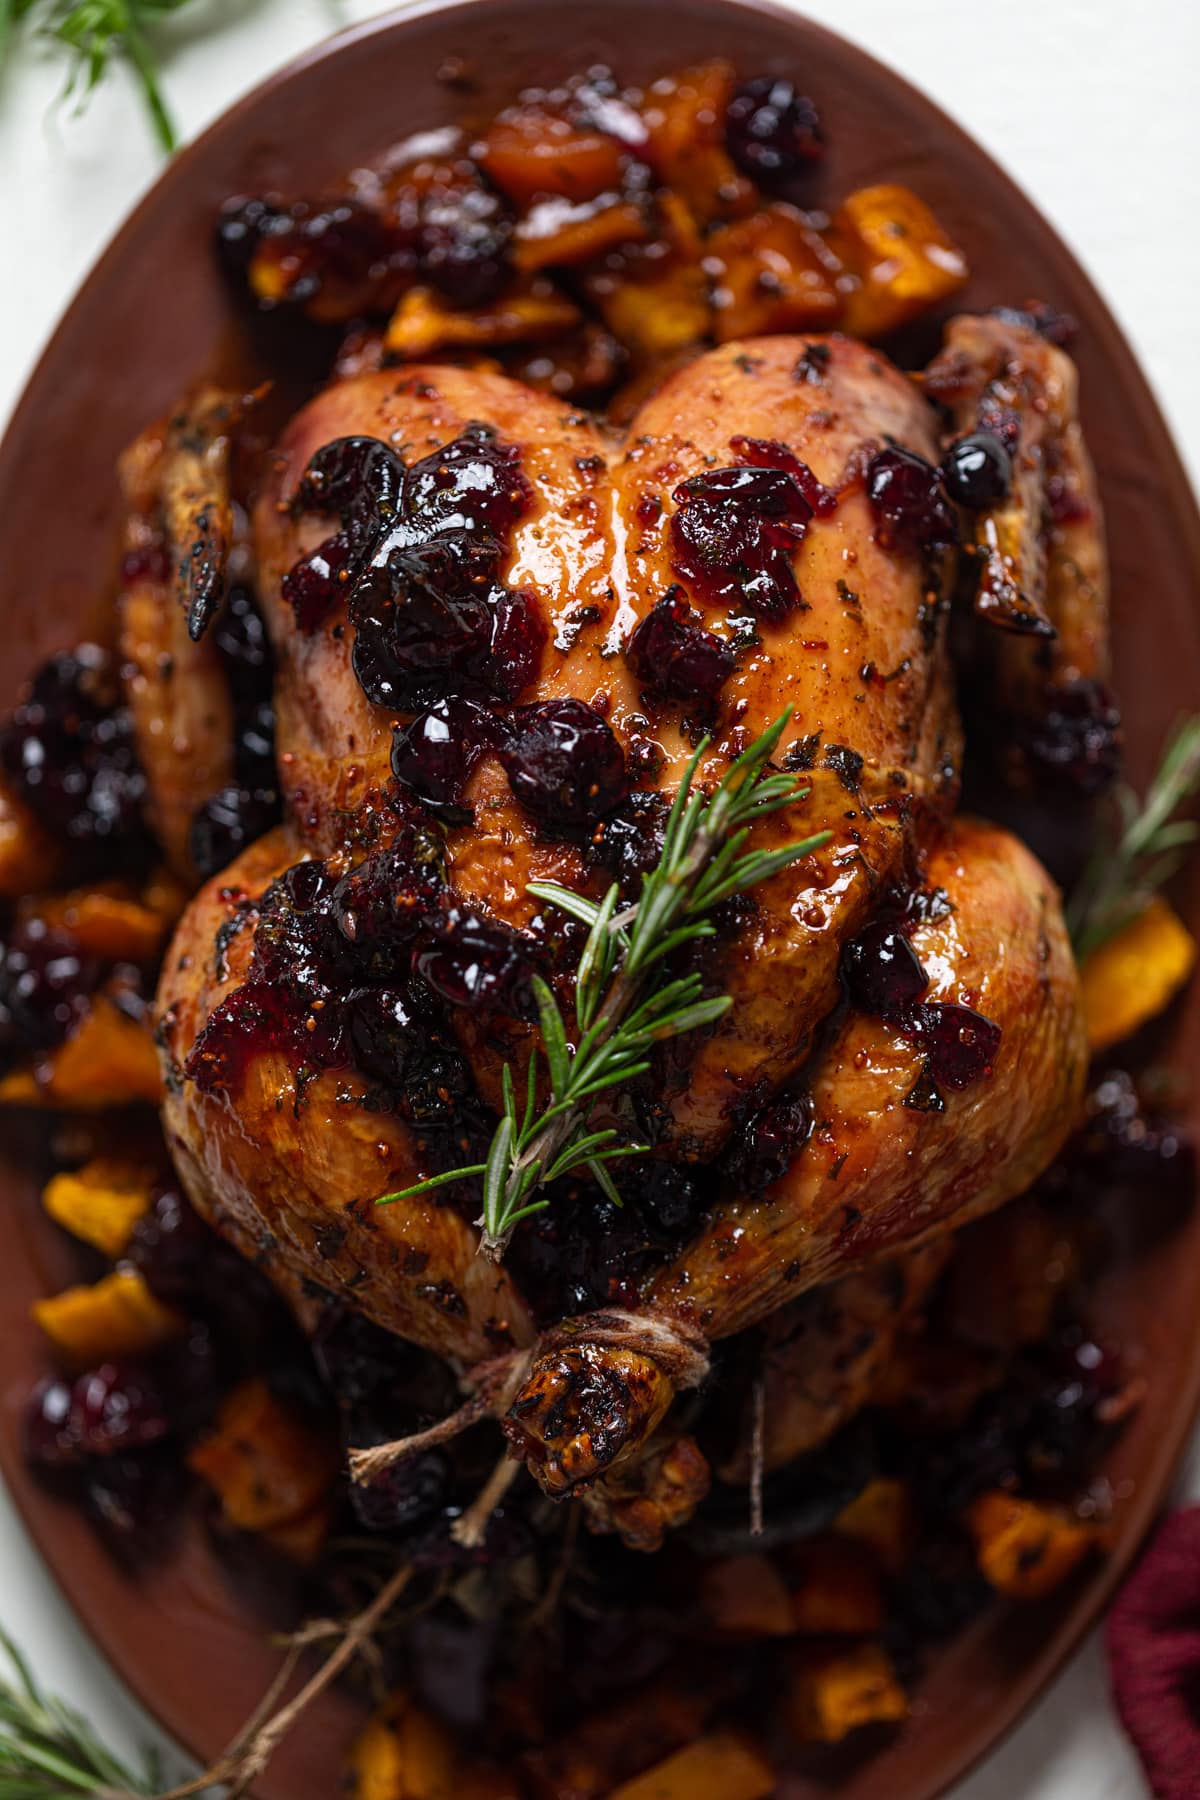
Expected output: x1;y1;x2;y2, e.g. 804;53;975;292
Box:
154;314;1099;1534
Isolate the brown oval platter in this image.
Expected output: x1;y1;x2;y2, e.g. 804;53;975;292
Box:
1;2;1198;1796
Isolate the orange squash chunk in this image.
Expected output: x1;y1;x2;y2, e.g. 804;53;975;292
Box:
785;1643;908;1744
189;1377;339;1533
966;1490;1101;1599
479;107;628;206
513;196;649;272
641;61;755;225
34;1269;184;1368
42;1156;156;1257
1080;895;1196;1052
832;183;968;339
386;281;580;358
347;1689;459;1800
606;1730;775;1800
0;779;61;898
699;1553;795;1637
708;203;844;340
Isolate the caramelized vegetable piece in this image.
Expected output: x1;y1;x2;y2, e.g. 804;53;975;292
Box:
33;1269;184;1368
966;1490;1101;1599
785;1643;908;1743
41;1156;155;1257
831;183;968;339
0;993;163;1109
606;1730;774;1800
0;778;61;898
641;61;755;224
20;884;170;964
521;1670;728;1800
512;195;649;272
699;1552;795;1637
479;107;628;206
834;1477;916;1574
188;1376;338;1532
786;1535;885;1635
586;253;710;361
385;281;580;358
1079;895;1197;1052
347;1689;458;1800
707;204;844;340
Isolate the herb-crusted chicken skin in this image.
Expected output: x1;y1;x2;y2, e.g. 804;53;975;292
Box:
157;323;1093;1528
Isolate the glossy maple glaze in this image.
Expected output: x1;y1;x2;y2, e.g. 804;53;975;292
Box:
0;4;1197;1797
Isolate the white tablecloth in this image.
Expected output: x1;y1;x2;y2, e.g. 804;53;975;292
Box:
2;2;1197;1791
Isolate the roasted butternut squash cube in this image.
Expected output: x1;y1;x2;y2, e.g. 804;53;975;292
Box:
479;107;628;206
641;61;755;224
20;884;169;964
1080;895;1196;1052
606;1730;775;1800
965;1490;1100;1599
832;183;968;339
785;1643;908;1744
708;205;844;340
0;779;61;898
33;1268;184;1368
385;281;580;358
347;1689;458;1800
587;255;710;361
188;1376;339;1532
787;1535;885;1635
834;1477;915;1574
42;1157;155;1258
699;1552;795;1637
0;994;163;1110
512;196;649;272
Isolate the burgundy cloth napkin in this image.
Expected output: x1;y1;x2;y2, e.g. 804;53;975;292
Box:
1108;1507;1200;1798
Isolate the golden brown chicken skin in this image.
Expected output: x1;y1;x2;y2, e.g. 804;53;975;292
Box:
254;337;961;1153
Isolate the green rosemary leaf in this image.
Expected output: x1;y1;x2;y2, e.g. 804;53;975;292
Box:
525;881;603;928
375;1163;489;1206
0;1624;164;1795
530;976;571;1098
521;1047;539;1140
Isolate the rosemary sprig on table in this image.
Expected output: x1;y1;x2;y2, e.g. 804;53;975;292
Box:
379;710;832;1261
0;1623;165;1797
1;0;195;152
1068;715;1200;962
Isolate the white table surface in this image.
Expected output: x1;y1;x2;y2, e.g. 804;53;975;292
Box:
2;1;1198;1792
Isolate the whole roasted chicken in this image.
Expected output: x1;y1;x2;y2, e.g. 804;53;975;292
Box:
154;313;1102;1537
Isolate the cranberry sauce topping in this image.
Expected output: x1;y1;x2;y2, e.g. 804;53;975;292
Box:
725;76;824;182
0;919;99;1058
625;587;737;703
732;434;838;518
940;432;1012;511
186;831;536;1103
840;907;1001;1105
1019;677;1122;795
284;426;544;709
391;696;511;817
866;446;958;555
0;645;148;849
722;1089;815;1196
669;443;817;622
589;789;671;897
500;698;626;827
190;585;282;880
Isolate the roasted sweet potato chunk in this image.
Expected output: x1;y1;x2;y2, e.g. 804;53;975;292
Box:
785;1643;908;1744
386;281;580;358
965;1489;1101;1598
41;1156;156;1257
188;1376;338;1533
33;1268;184;1368
0;993;163;1109
832;183;968;339
1080;895;1196;1052
479;107;629;207
641;61;755;224
834;1477;916;1574
606;1730;774;1800
512;195;649;272
707;204;844;340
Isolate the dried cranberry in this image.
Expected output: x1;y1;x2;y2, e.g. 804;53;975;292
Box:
626;589;736;703
85;1447;182;1553
724;1090;814;1194
866;447;958;554
940;432;1012;510
726;76;824;181
501;698;625;827
732;435;837;516
23;1377;78;1467
589;789;671;896
343;983;474;1121
486;587;546;700
219;196;405;315
671;461;812;619
898;1002;1001;1090
410;170;512;309
351;539;499;707
0;919;98;1054
414;908;537;1018
404;428;532;540
391;696;509;814
842;920;928;1014
299;435;406;525
189;784;281;881
1020;678;1121;794
69;1364;170;1457
127;1184;214;1305
0;646;147;847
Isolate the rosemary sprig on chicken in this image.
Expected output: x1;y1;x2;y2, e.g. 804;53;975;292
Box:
378;710;832;1259
1069;715;1200;961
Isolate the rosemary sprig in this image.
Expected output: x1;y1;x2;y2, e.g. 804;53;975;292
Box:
1068;714;1200;962
379;710;832;1260
0;1623;165;1796
1;0;195;152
